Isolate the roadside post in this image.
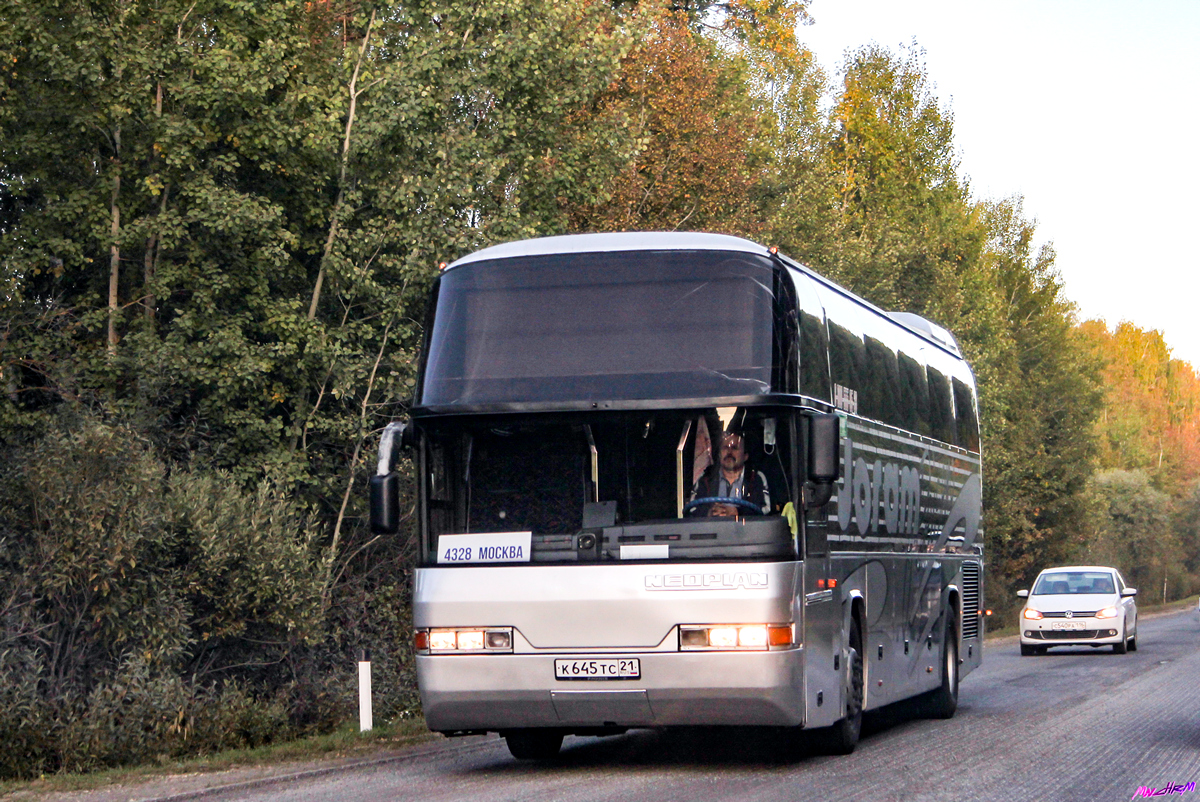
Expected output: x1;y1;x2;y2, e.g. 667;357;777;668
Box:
358;648;373;732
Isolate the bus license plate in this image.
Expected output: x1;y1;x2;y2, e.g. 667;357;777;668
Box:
554;658;641;680
1051;621;1085;630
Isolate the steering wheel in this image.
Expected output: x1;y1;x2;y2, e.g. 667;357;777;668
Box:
684;496;763;515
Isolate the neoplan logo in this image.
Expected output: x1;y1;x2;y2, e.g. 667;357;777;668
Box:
645;572;769;591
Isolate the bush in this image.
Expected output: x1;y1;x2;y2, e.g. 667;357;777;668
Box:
0;412;348;777
0;648;56;779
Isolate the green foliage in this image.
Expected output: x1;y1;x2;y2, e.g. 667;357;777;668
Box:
1175;480;1200;582
962;199;1103;604
0;648;55;779
0;413;337;776
763;44;1105;609
774;43;979;319
1078;469;1187;601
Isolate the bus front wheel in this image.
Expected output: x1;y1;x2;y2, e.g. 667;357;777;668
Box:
827;617;864;755
503;729;564;760
921;615;959;719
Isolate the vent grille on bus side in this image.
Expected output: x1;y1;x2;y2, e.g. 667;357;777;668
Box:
961;561;981;639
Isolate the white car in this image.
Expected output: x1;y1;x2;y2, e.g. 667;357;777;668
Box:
1017;565;1138;655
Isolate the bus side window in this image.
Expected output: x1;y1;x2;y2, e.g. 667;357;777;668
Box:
829;322;864;416
897;350;930;436
865;335;900;428
790;271;831;402
927;365;955;445
953;377;980;452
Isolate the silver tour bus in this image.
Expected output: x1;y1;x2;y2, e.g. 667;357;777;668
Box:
371;232;984;759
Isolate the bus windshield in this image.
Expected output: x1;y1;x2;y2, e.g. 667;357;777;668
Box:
418;250;777;407
421;408;796;565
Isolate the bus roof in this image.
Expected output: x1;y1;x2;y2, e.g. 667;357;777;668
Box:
446;232;770;270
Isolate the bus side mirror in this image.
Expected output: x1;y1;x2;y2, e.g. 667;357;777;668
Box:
805;413;840;508
370;421;412;535
370;473;401;534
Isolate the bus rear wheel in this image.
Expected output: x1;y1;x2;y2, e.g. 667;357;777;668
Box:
503;729;564;760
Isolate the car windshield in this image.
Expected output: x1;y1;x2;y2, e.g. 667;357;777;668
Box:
1032;571;1116;595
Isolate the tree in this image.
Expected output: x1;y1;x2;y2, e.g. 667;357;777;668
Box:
0;0;636;486
962;200;1102;598
777;43;979;318
564;9;765;234
1080;469;1181;601
1080;320;1200;494
763;42;1104;604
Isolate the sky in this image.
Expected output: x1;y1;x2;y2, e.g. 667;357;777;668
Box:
797;0;1200;369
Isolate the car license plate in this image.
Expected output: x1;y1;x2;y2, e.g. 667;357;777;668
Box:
554;658;641;680
1051;621;1085;630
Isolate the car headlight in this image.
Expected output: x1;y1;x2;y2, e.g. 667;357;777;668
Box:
1022;608;1043;620
1095;606;1119;619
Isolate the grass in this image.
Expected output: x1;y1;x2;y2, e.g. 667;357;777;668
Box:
0;717;437;799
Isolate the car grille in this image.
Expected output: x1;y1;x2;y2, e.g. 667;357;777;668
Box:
1041;611;1098;618
1031;629;1103;640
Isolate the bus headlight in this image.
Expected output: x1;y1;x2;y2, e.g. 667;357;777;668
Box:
417;627;514;654
679;624;793;651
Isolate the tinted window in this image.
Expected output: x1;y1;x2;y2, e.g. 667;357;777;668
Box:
864;336;899;426
953;376;980;452
927;365;955;444
789;271;830;401
897;351;930;435
419;251;776;406
822;292;866;416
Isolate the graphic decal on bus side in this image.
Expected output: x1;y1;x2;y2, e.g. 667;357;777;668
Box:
933;472;982;548
903;472;984;677
835;437;921;536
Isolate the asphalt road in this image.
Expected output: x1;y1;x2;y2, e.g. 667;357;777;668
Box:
45;608;1200;802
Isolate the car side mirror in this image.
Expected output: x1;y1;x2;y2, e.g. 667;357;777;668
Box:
1016;589;1029;598
1120;587;1137;597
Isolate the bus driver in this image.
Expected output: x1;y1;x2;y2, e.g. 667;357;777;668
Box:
689;430;771;517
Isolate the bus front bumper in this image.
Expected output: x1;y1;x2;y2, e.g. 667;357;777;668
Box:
417;648;806;732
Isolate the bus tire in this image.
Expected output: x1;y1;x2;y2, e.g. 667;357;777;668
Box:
503;729;563;760
922;615;959;719
827;616;864;755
